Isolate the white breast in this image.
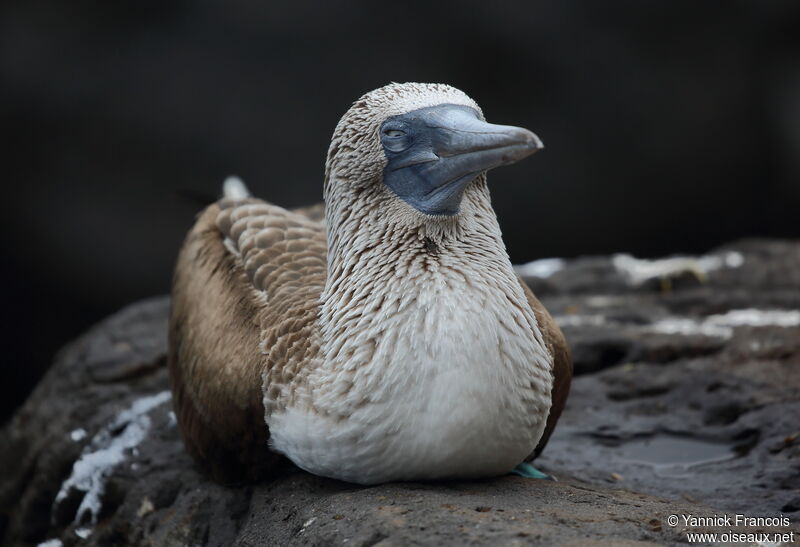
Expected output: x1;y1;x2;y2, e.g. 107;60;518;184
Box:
266;261;553;485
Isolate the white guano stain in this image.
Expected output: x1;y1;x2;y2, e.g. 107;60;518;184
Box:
69;428;87;442
556;309;800;340
553;314;609;328
298;517;317;534
710;309;800;328
36;540;63;547
613;251;744;285
514;258;565;279
647;317;733;338
649;309;800;339
54;391;171;527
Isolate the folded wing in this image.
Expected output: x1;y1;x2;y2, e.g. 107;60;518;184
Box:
168;198;327;482
518;278;573;460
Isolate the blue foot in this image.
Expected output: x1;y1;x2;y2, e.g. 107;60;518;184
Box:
511;462;556;480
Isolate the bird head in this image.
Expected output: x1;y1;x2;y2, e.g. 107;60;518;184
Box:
324;82;542;218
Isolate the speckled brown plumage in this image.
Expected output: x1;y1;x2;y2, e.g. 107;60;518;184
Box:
169;201;327;482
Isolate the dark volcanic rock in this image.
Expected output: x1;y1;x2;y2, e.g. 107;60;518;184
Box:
2;240;800;546
529;240;800;515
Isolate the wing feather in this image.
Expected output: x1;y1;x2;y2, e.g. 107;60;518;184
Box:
168;199;327;482
518;277;573;460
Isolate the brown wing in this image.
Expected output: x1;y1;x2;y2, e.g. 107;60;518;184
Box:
168;199;327;483
519;277;573;460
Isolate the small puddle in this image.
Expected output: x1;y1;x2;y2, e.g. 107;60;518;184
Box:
615;434;736;477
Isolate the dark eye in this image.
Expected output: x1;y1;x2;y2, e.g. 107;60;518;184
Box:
384;129;405;138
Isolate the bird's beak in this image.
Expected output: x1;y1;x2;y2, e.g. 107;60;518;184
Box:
427;106;543;174
382;104;543;216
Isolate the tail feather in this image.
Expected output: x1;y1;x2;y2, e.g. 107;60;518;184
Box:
222;176;251;200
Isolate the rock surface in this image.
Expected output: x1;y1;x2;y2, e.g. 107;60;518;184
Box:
2;239;799;546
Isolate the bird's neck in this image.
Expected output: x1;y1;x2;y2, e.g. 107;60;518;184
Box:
318;179;535;362
322;179;511;295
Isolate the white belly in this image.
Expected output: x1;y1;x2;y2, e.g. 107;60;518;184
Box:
270;381;543;484
267;284;553;484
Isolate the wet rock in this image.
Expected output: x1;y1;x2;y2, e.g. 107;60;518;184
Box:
534;240;800;517
2;240;800;545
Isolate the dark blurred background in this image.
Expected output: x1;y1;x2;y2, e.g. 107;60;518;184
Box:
2;0;799;423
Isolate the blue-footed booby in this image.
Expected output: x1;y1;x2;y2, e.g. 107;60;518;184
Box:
168;82;572;484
